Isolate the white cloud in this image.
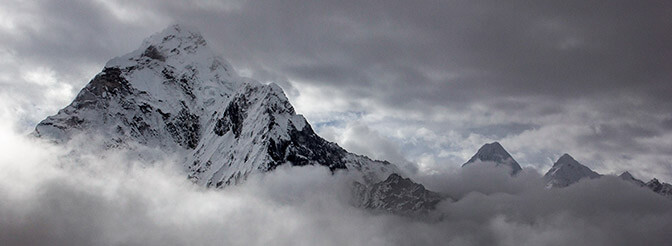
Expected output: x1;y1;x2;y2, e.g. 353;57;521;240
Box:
1;122;671;245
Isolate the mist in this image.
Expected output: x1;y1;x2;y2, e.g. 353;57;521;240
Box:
1;119;671;246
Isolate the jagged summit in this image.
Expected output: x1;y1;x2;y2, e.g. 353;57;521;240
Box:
106;24;229;69
462;141;522;174
646;179;672;199
34;24;239;148
358;173;442;213
544;153;600;188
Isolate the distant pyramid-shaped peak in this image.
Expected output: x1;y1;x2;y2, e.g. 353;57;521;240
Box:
462;141;522;174
544;153;600;188
619;171;635;180
555;153;577;165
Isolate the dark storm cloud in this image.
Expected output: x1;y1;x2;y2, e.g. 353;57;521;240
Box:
468;123;539;139
1;0;671;179
579;123;660;152
4;0;670;108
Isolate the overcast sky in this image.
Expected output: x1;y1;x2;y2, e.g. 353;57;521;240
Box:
1;0;671;181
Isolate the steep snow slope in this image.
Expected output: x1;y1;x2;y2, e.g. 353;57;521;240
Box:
462;142;522;174
544;154;601;188
185;81;400;187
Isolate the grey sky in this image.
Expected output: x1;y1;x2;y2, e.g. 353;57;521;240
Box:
1;0;671;181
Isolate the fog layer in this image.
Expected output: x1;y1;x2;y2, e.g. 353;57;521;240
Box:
1;122;670;246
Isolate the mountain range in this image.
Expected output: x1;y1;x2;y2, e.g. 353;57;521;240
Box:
34;25;671;216
466;142;672;198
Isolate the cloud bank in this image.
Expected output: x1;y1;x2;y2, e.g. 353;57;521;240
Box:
1;121;671;245
1;2;671;244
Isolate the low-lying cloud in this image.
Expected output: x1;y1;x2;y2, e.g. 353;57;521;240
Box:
1;124;671;246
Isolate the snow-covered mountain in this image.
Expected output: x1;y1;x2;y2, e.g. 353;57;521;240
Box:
462;142;522;174
543;154;601;188
34;24;438;213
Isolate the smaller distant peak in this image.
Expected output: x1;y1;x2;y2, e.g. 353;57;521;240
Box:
477;142;506;153
484;141;502;148
619;171;646;186
553;153;583;167
463;141;522;174
556;153;576;163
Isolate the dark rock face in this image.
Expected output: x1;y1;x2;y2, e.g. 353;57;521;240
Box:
166;108;200;149
72;67;132;109
362;174;443;213
34;67;137;139
142;45;165;61
209;83;350;173
646;179;672;198
214;95;249;138
267;124;348;171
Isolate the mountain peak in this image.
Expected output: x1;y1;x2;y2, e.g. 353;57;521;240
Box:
104;24;232;78
620;171;646;187
646;178;672;199
141;24;206;48
483;141;503;150
556;153;574;163
619;171;634;179
553;153;580;167
361;173;442;213
462;141;522;174
544;153;600;188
